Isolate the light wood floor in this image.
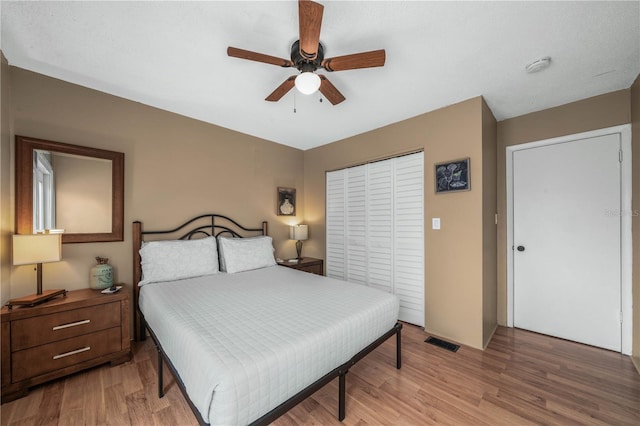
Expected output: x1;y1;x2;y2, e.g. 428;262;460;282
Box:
2;324;639;425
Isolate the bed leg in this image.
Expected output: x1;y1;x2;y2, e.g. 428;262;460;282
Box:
396;323;402;369
157;346;165;398
140;317;147;341
338;371;347;421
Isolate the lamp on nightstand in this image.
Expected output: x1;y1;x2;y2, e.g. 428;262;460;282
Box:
289;224;308;259
8;234;66;309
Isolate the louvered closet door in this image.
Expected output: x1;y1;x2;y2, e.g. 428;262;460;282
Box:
346;165;367;285
326;152;424;327
393;153;424;326
367;160;393;293
326;170;346;280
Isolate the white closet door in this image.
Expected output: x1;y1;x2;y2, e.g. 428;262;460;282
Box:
367;160;394;293
326;152;424;327
394;152;424;326
326;169;346;280
346;165;368;285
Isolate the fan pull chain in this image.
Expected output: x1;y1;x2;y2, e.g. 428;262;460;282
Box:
293;92;297;113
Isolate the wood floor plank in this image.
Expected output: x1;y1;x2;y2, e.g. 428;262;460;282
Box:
124;389;152;425
150;405;180;426
121;362;144;396
103;384;130;425
1;324;639;425
482;388;580;425
1;386;43;424
57;372;86;426
136;359;170;414
34;380;62;426
476;397;539;425
3;417;41;426
544;398;629;426
82;367;106;425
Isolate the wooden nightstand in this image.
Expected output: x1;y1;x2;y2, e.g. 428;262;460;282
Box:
1;287;131;402
278;257;324;275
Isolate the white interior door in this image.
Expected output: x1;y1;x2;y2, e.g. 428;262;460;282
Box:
513;134;621;351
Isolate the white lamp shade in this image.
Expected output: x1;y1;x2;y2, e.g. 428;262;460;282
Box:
294;72;321;95
289;224;308;241
12;234;62;265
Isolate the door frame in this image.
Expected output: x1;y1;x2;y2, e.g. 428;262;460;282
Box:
506;124;632;354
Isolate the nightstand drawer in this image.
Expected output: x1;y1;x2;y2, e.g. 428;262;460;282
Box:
12;327;121;382
11;302;121;351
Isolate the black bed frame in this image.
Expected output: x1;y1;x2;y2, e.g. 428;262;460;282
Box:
132;214;402;426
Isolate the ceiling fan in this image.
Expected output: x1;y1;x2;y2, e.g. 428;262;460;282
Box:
227;0;386;105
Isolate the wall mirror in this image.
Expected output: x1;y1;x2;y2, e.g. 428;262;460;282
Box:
16;135;124;243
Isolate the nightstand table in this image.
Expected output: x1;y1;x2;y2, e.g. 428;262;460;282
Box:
278;257;324;275
1;287;131;402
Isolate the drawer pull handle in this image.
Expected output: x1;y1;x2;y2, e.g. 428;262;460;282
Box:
53;346;91;360
53;319;90;331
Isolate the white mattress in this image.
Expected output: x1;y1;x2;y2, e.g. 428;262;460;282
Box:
139;265;399;425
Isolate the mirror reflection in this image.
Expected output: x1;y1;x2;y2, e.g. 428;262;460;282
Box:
33;150;113;234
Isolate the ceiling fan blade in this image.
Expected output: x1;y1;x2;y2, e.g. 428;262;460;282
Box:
318;75;345;105
227;47;293;68
265;76;297;102
298;0;324;60
322;49;386;72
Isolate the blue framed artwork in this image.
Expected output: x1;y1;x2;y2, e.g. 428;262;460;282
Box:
435;158;470;193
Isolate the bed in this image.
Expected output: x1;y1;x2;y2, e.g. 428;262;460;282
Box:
132;214;402;425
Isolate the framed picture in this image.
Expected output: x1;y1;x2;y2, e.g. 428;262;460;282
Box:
435;158;470;193
277;187;296;216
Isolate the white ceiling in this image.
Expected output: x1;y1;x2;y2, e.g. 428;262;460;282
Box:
1;1;639;150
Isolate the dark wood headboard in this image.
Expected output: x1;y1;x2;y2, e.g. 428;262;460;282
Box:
132;214;268;341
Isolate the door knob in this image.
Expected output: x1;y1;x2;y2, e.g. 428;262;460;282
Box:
517;245;525;252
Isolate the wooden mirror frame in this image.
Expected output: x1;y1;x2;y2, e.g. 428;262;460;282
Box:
16;135;124;243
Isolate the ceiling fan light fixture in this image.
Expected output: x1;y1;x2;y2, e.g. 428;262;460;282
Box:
295;72;321;95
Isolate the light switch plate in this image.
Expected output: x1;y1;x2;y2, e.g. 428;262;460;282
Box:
432;218;441;230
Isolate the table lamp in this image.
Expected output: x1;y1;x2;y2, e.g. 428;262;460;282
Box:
289;224;308;259
8;234;66;309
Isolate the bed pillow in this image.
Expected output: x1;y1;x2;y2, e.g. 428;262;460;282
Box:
218;235;276;273
139;236;219;286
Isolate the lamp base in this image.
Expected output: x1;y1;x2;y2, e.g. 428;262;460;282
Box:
296;240;303;259
6;289;67;310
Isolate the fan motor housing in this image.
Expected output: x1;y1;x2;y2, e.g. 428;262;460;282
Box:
291;40;324;71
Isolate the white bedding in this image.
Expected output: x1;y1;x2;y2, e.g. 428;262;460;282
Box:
139;265;399;425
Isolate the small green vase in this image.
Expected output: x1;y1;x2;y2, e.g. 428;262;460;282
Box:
90;257;113;290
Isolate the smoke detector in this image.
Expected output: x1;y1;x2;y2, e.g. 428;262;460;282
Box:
525;57;551;73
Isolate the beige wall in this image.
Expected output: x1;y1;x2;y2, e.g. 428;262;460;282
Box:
304;97;496;349
6;67;305;305
631;74;640;371
481;99;498;347
54;154;112;233
0;53;12;304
